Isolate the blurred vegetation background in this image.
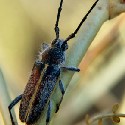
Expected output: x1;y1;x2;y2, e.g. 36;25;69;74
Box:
0;0;125;125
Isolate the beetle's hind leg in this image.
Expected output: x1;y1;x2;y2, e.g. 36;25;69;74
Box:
8;94;22;125
46;80;65;124
55;80;65;113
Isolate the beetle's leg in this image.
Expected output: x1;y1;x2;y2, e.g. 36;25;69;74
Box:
8;94;22;125
55;80;65;113
46;101;52;125
55;67;79;113
61;66;80;72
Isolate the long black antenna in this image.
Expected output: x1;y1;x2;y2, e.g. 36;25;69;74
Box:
55;0;64;40
64;0;99;43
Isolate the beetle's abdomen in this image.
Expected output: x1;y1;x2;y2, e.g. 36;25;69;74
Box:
19;61;45;122
26;65;60;124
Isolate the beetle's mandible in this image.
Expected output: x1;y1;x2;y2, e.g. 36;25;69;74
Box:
8;0;99;125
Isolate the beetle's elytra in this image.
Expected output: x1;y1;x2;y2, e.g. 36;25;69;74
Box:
8;0;99;125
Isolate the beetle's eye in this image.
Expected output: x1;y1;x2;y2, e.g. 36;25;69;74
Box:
61;42;68;51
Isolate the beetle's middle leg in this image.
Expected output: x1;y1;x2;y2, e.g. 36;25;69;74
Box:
55;67;80;113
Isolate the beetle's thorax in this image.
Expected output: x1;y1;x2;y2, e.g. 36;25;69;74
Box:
41;39;68;65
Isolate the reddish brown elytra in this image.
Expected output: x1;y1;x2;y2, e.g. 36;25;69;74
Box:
8;0;99;125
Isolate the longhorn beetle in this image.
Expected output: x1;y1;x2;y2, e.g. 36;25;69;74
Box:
8;0;99;125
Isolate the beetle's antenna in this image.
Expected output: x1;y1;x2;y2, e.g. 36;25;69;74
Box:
64;0;99;43
55;0;64;40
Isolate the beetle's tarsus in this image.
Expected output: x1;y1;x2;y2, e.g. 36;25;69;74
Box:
8;108;15;125
55;96;63;113
8;94;22;125
46;101;52;125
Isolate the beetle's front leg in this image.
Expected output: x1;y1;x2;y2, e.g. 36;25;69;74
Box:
55;80;65;113
61;66;80;72
8;94;22;125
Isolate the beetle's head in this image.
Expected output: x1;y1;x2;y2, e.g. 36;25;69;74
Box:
51;39;68;51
